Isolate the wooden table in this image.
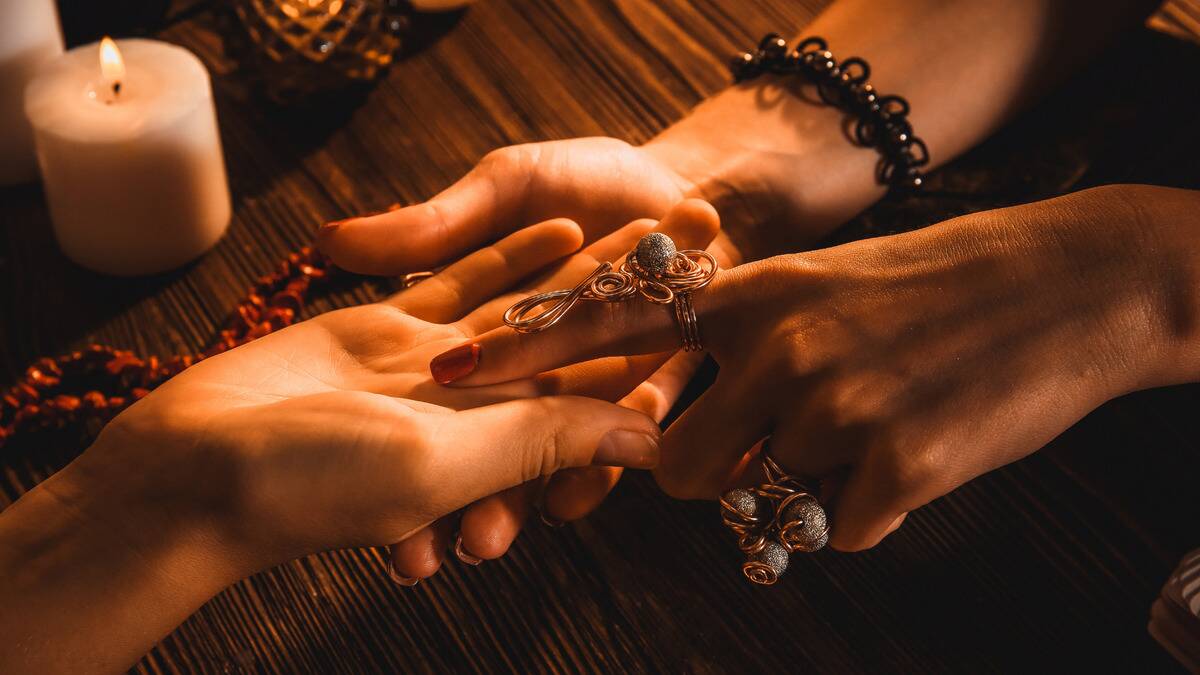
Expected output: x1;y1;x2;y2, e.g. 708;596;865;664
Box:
3;1;1200;671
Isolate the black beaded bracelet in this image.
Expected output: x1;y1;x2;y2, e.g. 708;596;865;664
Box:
731;34;929;191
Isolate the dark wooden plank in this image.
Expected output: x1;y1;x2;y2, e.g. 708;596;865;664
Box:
2;1;1200;672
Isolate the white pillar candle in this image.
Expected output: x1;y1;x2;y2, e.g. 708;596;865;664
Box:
0;0;64;185
25;38;231;276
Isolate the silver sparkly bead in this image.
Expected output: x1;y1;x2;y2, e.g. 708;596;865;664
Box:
722;488;764;519
778;496;829;553
635;232;676;275
743;540;789;585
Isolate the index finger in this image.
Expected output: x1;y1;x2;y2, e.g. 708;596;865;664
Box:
430;200;736;386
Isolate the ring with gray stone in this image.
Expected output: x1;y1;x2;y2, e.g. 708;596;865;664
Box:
719;441;829;585
503;232;717;352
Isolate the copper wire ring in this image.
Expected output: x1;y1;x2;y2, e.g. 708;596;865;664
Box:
719;489;769;555
674;293;701;352
718;440;830;585
503;233;717;352
761;446;829;553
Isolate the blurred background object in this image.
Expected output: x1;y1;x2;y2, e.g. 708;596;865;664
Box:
51;0;470;104
55;0;173;45
0;0;64;185
220;0;413;104
1150;548;1200;671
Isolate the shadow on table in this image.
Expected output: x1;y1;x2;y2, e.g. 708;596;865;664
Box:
0;183;197;376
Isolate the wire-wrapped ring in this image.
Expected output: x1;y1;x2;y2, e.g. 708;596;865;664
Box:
719;441;829;585
503;233;717;351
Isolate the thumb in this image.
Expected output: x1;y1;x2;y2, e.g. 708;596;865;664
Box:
317;147;539;274
423;396;661;508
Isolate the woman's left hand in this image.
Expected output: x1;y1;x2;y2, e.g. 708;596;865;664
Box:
0;201;721;673
439;185;1200;551
137;199;719;572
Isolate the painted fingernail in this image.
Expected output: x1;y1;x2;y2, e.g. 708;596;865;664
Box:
386;559;421;587
430;343;480;384
453;533;483;566
593;429;660;469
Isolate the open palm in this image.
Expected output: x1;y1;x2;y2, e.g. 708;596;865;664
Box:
106;201;720;578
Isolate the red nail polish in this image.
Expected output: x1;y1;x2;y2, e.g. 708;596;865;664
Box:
430;343;480;384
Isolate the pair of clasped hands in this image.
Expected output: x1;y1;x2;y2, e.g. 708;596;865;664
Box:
79;128;1200;588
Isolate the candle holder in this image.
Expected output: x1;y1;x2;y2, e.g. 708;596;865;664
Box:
221;0;413;103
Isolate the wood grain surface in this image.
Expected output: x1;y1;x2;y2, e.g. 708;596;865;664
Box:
3;1;1200;672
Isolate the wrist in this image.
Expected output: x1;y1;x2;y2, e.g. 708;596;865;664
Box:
1111;185;1200;389
49;424;268;583
642;80;885;259
0;443;252;671
953;185;1200;398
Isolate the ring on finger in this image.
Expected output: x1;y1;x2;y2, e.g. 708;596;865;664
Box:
503;232;717;352
719;441;829;585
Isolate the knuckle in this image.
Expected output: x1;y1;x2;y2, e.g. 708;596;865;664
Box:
816;377;893;433
867;435;937;506
520;400;569;482
425;271;467;309
535;425;568;482
621;382;670;420
392;422;441;496
766;335;817;382
532;370;567;396
480;144;537;176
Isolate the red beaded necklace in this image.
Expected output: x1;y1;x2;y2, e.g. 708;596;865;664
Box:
1;246;342;452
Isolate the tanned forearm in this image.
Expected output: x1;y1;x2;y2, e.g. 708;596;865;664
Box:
646;0;1160;255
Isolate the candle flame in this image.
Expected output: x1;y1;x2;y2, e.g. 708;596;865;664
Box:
99;37;125;103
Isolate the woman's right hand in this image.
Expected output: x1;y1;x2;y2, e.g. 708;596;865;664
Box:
315;0;1161;566
440;185;1200;551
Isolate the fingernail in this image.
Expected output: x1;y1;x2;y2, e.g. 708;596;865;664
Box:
386;560;420;587
430;343;480;384
539;510;566;528
453;533;483;566
593;429;660;469
319;219;347;234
